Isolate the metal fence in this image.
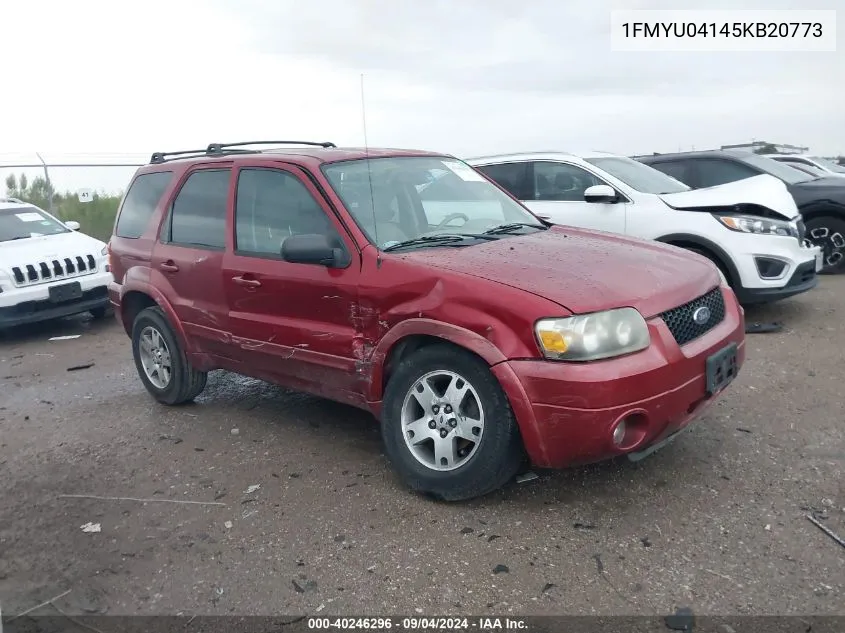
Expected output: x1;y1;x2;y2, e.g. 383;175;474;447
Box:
0;153;145;212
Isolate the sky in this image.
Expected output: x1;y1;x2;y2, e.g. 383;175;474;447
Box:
1;0;842;195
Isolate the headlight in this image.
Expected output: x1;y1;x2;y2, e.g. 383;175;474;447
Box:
714;214;796;237
535;308;650;362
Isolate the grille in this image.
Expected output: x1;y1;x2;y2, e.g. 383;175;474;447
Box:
11;254;98;287
660;287;726;346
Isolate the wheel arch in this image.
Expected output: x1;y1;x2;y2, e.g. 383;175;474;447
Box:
367;319;509;405
655;232;740;288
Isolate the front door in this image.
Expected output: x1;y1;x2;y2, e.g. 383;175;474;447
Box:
523;161;627;234
221;163;364;406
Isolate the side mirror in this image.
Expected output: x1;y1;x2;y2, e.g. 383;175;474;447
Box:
281;234;349;268
65;220;81;231
584;184;618;204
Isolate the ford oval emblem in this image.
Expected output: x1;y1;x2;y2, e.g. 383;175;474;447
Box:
692;306;711;325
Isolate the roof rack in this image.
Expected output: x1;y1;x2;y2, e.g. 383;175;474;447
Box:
149;140;337;164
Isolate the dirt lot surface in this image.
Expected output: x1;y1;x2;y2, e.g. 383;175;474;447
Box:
1;279;843;622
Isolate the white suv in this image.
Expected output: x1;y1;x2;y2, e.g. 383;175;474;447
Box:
466;151;823;305
0;198;113;329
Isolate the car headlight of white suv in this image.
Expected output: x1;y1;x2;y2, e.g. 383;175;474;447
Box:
535;308;651;361
713;213;797;237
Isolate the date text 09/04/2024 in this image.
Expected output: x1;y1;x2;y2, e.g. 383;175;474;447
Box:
621;21;823;38
307;617;529;631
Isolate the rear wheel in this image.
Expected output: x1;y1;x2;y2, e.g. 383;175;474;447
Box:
131;306;207;405
381;344;524;501
804;216;845;274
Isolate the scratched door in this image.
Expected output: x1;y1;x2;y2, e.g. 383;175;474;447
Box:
221;163;365;406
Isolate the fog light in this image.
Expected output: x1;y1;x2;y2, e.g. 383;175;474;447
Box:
612;421;626;446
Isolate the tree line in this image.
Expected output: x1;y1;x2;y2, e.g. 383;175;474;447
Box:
4;173;122;242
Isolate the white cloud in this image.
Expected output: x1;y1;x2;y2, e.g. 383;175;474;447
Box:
1;0;842;193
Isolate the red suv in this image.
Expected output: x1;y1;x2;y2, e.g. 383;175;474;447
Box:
108;141;746;501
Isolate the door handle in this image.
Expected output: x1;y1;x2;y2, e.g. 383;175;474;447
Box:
160;261;179;272
232;275;261;288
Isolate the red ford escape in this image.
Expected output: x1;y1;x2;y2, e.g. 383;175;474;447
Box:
108;141;746;501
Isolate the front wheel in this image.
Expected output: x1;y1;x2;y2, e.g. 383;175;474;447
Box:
381;344;524;501
805;216;845;274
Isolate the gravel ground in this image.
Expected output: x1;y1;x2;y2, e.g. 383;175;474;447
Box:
1;278;843;622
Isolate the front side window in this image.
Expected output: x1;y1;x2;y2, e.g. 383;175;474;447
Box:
168;169;231;249
235;168;340;256
585;156;690;194
322;156;545;250
532;161;605;201
0;205;69;242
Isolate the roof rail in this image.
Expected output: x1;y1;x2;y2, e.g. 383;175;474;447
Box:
206;140;336;154
1;197;25;203
149;140;337;164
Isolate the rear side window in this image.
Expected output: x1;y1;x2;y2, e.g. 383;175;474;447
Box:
115;171;173;238
475;162;531;199
168;169;231;249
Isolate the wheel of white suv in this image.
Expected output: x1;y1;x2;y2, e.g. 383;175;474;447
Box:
380;344;524;501
131;306;207;405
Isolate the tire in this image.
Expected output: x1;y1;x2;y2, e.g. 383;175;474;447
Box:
804;216;845;274
381;344;524;501
131;306;207;405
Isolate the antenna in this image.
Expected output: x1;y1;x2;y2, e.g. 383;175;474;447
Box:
361;73;381;267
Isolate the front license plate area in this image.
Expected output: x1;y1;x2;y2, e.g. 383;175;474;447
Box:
706;342;738;396
48;281;83;303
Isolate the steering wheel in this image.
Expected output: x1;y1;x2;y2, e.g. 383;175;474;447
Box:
435;213;470;229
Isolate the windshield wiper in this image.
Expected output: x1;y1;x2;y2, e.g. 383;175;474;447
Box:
382;233;496;252
2;236;30;242
483;222;546;235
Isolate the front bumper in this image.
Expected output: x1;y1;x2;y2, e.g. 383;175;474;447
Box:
733;258;818;305
0;271;112;328
725;231;821;304
493;286;746;469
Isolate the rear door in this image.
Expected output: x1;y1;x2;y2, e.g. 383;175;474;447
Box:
221;163;364;405
151;165;232;357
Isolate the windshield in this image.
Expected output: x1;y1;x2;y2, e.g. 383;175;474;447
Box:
584;156;690;194
785;163;827;177
738;154;813;184
322;156;545;250
0;206;70;242
809;156;845;173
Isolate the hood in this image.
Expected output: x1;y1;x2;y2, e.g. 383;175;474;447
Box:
0;231;106;267
400;227;719;318
658;174;798;220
